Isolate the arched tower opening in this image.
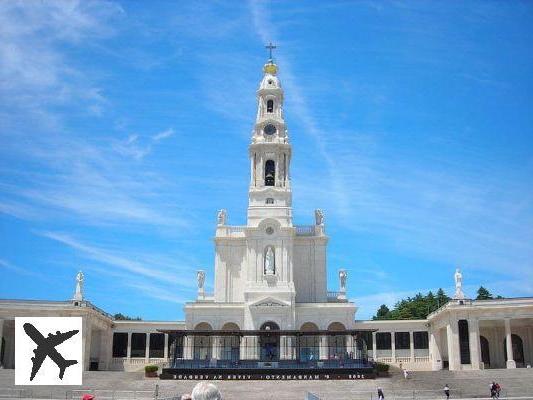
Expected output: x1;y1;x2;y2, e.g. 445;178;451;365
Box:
266;99;274;113
265;160;275;186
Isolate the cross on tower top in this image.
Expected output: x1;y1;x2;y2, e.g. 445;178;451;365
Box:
265;42;277;60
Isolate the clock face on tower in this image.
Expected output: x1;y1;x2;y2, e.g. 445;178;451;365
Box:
263;124;277;136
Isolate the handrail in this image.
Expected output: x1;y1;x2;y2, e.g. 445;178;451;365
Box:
295;225;315;236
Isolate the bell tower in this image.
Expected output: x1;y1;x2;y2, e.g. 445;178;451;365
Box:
247;50;292;228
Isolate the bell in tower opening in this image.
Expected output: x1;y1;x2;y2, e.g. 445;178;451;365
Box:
267;99;274;113
265;160;275;186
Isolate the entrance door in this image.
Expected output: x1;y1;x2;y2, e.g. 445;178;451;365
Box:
480;336;490;367
259;322;280;361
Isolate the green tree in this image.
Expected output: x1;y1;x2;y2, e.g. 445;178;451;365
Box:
372;289;451;320
436;288;450;308
476;286;493;300
476;286;504;300
373;304;391;320
113;313;142;321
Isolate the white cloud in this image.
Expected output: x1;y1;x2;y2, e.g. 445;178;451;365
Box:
153;128;175;142
112;128;176;160
0;1;123;119
39;231;196;288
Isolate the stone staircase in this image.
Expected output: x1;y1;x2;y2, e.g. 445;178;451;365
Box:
1;368;533;400
388;368;533;398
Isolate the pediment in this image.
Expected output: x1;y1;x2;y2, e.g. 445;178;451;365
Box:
250;297;289;308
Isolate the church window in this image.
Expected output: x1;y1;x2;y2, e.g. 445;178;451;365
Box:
266;198;274;204
395;332;410;350
149;333;165;358
359;331;373;350
414;331;429;349
376;332;391;350
267;99;274;113
112;332;128;357
131;333;147;358
265;160;275;186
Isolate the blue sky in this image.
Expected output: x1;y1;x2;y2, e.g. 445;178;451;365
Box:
1;1;532;320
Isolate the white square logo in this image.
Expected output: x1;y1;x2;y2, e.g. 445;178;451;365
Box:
15;317;83;385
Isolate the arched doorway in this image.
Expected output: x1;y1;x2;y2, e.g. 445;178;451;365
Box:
327;322;346;359
504;334;525;366
299;322;319;361
480;336;490;367
193;322;212;360
259;321;280;361
220;323;240;362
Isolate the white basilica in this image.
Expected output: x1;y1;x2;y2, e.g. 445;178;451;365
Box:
1;56;533;375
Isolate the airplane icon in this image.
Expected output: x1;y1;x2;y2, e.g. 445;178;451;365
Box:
23;322;79;381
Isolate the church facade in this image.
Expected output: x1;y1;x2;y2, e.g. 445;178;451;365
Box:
1;57;533;376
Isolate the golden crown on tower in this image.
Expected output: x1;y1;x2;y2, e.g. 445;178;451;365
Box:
263;61;278;75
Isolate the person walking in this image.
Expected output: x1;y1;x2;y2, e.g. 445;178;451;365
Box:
403;369;409;379
490;382;497;399
377;387;385;400
444;384;450;400
495;383;501;398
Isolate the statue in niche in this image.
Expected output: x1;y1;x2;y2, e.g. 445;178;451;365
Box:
217;209;227;226
315;209;324;226
339;269;347;292
264;246;275;275
197;270;205;291
454;268;465;299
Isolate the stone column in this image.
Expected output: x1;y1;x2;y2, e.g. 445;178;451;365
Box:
505;318;516;368
275;154;280;187
252;336;259;359
372;332;377;361
430;330;442;371
469;318;481;369
145;333;150;361
346;335;354;359
240;336;258;360
391;332;396;363
250;157;254;186
0;319;4;368
447;321;460;371
319;335;328;360
184;335;194;359
82;318;92;370
164;334;169;359
85;331;92;370
524;326;533;365
410;331;415;363
258;155;264;187
126;332;132;359
279;336;286;359
281;336;294;360
239;336;248;360
211;336;219;360
100;329;113;371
